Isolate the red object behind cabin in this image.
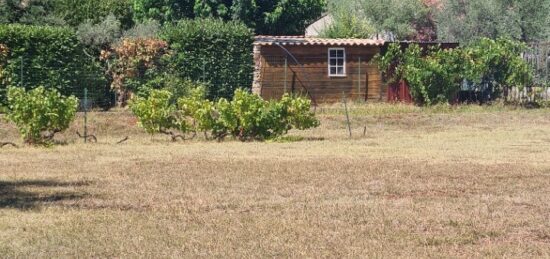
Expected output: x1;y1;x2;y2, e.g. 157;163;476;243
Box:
387;80;413;103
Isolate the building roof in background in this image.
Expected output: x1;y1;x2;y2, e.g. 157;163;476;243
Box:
254;36;386;47
305;14;333;37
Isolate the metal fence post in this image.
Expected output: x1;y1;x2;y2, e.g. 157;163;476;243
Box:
84;88;88;144
202;59;206;82
342;91;352;138
358;57;362;100
20;56;23;87
284;56;288;93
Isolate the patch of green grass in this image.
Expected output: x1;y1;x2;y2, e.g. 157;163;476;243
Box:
316;101;539;117
268;135;325;143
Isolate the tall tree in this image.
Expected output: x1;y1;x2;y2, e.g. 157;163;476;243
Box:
230;0;257;29
52;0;134;28
0;0;65;25
505;0;550;42
193;0;232;19
133;0;325;35
320;0;374;38
133;0;194;24
364;0;432;40
323;0;433;40
193;0;326;35
259;0;326;35
436;0;550;43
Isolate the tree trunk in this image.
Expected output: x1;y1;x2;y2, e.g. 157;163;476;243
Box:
116;89;130;107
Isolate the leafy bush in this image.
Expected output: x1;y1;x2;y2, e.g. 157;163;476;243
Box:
122;19;161;39
0;44;7;88
180;89;320;141
6;86;78;145
139;75;202;103
463;38;533;94
132;88;320;141
374;44;462;105
130;89;186;138
0;24;106;106
161;18;254;99
374;38;533;105
177;87;219;136
101;37;170;106
221;90;319;140
77;14;122;51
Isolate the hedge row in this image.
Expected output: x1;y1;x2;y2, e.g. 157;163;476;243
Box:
162;19;254;100
0;20;255;107
0;24;106;105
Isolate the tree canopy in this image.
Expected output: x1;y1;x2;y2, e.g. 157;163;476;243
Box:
323;0;550;42
136;0;326;35
1;0;326;35
436;0;550;43
323;0;434;40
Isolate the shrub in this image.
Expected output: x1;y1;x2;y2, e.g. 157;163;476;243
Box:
123;19;161;39
101;37;170;107
0;24;106;106
282;94;322;130
463;38;533;96
77;14;122;51
0;44;7;91
177;89;319;141
139;75;203;103
130;89;187;139
6;86;78;145
132;88;320;142
374;38;533;105
374;44;462;105
161;18;254;99
177;87;219;136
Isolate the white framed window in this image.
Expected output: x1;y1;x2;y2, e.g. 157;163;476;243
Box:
328;48;346;77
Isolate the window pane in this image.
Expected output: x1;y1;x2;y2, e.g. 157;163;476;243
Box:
328;49;345;76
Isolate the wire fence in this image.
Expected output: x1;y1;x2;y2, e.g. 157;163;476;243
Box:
261;48;550;104
519;42;550;103
2;44;549;112
260;55;383;103
1;57;254;111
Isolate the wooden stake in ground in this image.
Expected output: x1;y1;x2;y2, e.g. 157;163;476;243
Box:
342;91;352;138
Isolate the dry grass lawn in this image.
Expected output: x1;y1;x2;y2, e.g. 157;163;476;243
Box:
1;103;549;257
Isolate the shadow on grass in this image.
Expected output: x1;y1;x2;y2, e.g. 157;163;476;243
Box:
0;180;91;210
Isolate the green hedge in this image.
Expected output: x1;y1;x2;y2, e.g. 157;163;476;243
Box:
0;24;107;106
161;18;254;99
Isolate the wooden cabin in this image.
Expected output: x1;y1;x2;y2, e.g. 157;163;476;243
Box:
252;36;458;104
252;36;385;103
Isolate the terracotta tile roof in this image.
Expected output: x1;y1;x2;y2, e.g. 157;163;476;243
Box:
254;36;385;47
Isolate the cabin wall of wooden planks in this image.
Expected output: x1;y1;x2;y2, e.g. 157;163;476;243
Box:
256;45;386;103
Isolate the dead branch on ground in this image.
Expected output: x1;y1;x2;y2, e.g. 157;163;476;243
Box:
76;131;98;143
0;141;18;148
116;136;129;144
